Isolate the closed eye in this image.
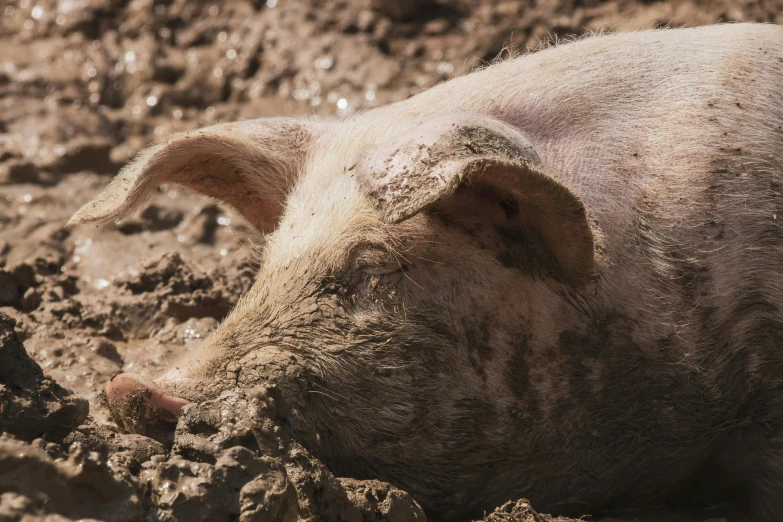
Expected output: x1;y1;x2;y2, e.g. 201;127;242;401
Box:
351;245;411;289
360;264;408;276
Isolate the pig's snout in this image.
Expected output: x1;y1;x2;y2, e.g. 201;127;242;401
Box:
106;373;189;442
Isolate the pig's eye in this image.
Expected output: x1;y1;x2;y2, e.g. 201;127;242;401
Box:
351;246;409;289
350;252;409;303
360;264;406;276
361;263;408;282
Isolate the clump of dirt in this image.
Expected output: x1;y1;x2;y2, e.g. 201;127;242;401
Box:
339;479;428;522
149;385;426;522
2;0;781;520
0;375;426;522
114;250;246;324
0;312;87;441
481;499;573;522
0;434;142;522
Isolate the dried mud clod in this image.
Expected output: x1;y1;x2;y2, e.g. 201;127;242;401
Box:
103;250;255;335
0;374;427;522
0;312;88;441
339;478;428;522
64;421;167;476
0;434;142;522
480;499;561;522
142;447;298;522
137;387;427;522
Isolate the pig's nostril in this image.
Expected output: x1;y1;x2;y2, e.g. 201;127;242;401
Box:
151;417;178;441
106;373;188;413
105;373;189;442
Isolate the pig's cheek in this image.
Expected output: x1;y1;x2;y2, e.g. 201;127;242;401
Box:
157;350;232;400
346;271;406;309
354;276;380;295
162;377;212;403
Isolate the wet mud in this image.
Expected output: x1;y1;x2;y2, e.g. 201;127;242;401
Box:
1;0;781;521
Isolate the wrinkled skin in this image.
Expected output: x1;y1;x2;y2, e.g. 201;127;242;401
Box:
71;24;783;520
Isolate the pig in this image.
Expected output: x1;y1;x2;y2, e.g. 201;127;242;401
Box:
69;23;783;520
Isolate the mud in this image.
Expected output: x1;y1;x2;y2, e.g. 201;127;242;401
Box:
1;0;781;521
0;312;87;441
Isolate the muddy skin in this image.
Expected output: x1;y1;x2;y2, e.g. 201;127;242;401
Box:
3;1;783;522
117;196;762;522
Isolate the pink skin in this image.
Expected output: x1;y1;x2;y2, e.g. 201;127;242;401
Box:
73;25;783;520
106;374;188;418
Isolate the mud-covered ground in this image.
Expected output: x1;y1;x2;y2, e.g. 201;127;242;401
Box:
1;1;781;521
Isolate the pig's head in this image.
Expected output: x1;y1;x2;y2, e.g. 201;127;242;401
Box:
70;113;596;516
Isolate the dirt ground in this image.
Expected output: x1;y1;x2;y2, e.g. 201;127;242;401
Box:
0;1;781;521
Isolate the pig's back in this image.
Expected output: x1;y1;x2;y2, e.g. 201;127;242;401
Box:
416;23;783;397
409;24;782;253
537;24;783;398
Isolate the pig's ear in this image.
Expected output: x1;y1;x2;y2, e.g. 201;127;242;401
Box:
68;118;321;234
357;113;594;286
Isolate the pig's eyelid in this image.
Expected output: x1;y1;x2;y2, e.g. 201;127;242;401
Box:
352;243;392;267
360;264;407;276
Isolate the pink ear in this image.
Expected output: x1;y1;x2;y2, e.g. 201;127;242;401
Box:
356;113;595;286
68;118;322;234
